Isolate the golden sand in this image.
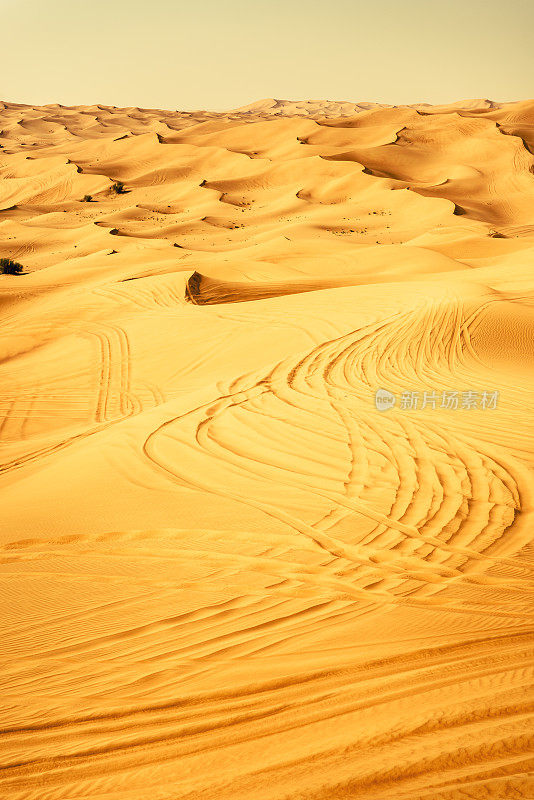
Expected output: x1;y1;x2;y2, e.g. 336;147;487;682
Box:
0;97;533;799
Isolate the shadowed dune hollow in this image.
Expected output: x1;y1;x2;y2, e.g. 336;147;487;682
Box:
0;96;533;800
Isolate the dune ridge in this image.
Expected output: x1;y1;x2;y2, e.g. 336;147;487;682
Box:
0;97;533;800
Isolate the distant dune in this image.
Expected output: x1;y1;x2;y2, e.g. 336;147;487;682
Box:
231;97;508;117
231;97;388;116
0;97;533;800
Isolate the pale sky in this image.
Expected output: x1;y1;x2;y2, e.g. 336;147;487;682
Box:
1;0;532;110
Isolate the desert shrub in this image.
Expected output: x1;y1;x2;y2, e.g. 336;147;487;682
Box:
111;181;126;194
0;258;24;275
82;194;93;202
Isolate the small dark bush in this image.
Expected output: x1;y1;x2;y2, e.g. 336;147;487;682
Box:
82;194;93;202
111;181;126;194
0;258;24;275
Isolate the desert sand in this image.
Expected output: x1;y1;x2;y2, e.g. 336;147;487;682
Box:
0;96;533;799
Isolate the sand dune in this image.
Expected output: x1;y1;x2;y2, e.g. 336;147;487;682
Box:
0;97;533;799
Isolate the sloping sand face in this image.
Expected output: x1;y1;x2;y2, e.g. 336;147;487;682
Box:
0;98;533;799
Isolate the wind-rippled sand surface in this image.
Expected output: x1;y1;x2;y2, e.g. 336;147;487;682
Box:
1;97;533;799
